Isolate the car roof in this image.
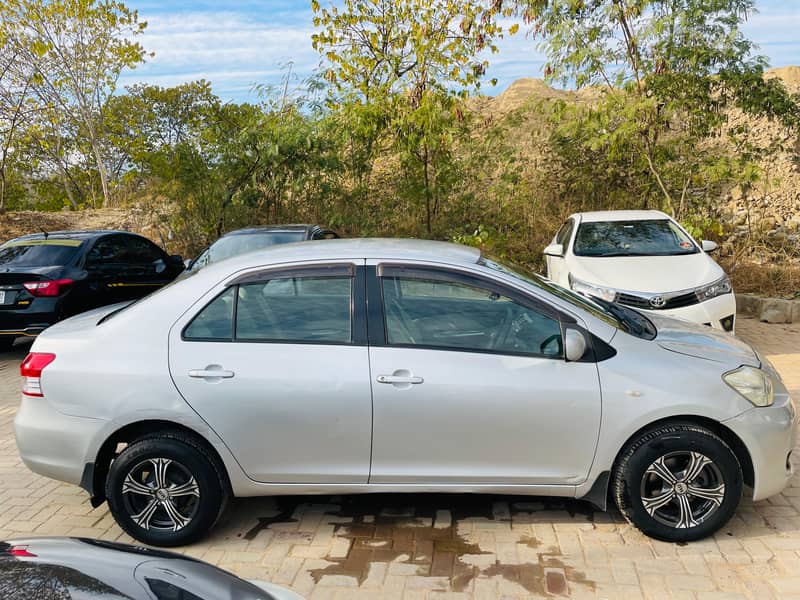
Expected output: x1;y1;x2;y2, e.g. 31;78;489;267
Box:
10;230;141;242
197;238;481;276
572;210;671;223
222;224;321;236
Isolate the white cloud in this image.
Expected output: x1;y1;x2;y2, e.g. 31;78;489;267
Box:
119;2;799;102
122;11;320;100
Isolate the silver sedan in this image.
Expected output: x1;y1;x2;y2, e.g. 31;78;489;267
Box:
14;239;797;546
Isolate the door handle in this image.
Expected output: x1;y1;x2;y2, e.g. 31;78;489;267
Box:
377;375;423;384
188;367;235;379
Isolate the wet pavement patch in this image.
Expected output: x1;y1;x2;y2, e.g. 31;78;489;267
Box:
273;494;599;594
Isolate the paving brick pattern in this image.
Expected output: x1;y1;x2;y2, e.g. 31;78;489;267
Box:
0;316;798;599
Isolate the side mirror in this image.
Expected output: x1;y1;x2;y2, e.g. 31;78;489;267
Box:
166;254;183;267
564;329;587;362
701;240;718;253
543;243;564;257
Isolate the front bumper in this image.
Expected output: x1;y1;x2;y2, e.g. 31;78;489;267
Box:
636;293;737;332
723;382;797;501
14;394;106;486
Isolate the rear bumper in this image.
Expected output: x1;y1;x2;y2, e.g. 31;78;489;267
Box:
0;326;48;337
14;394;106;486
638;293;736;332
0;299;59;336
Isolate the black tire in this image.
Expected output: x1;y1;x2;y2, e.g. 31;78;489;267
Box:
106;431;227;547
612;423;743;542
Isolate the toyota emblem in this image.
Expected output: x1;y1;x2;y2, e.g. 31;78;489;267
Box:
649;296;666;308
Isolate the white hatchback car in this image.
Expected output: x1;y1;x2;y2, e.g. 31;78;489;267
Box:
14;239;795;547
544;210;736;332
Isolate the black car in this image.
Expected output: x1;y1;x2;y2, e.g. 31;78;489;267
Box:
0;230;184;350
185;224;338;273
0;537;301;599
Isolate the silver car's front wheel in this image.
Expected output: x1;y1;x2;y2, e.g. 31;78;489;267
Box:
613;423;743;542
640;451;726;529
106;432;226;547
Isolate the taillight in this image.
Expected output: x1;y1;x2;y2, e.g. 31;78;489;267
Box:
23;279;74;297
20;353;56;397
7;545;36;557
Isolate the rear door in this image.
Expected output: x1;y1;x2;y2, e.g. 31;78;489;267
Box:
366;263;602;485
115;235;177;298
168;261;372;483
82;235;131;307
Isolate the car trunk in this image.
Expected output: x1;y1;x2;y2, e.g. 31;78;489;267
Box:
0;268;58;309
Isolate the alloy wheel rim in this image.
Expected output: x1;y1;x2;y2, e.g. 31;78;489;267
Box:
121;457;201;532
639;451;725;529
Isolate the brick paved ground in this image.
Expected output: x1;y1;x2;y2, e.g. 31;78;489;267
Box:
0;316;798;599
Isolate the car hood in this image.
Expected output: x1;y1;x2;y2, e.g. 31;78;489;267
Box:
649;314;759;367
570;253;724;293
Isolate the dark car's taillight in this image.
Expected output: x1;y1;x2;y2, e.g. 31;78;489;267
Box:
23;279;74;297
20;353;56;397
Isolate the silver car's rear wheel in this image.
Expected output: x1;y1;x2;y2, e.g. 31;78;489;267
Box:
613;423;742;542
121;458;201;532
106;432;226;547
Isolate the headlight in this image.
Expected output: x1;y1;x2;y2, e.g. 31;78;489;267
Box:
695;275;732;302
569;275;617;302
723;365;774;407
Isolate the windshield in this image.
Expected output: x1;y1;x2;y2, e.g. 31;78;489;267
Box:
191;231;306;270
0;239;82;267
479;255;656;339
573;219;698;257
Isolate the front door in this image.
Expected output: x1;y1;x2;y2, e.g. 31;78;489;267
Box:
367;264;602;485
168;262;372;483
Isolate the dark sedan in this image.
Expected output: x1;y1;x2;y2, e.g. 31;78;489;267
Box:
184;224;338;273
0;230;184;350
0;537;303;599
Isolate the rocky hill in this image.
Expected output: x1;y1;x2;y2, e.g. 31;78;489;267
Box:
477;69;800;245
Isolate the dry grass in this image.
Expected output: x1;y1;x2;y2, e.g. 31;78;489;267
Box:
723;259;800;298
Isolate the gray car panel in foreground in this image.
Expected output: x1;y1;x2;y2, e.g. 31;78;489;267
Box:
14;239;797;546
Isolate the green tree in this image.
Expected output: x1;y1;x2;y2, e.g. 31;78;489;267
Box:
312;0;514;233
1;0;148;207
518;0;800;215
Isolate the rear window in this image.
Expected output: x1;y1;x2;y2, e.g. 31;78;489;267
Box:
192;231;307;269
0;239;82;267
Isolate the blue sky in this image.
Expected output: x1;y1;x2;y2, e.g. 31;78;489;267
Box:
118;0;800;103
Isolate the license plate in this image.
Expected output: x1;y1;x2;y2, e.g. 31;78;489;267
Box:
0;291;5;304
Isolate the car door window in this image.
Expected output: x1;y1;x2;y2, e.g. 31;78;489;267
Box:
183;287;235;340
237;276;351;343
183;273;352;344
381;274;563;358
555;219;574;252
125;236;165;264
86;236;126;267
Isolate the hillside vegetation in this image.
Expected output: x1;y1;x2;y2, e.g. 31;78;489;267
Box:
1;1;799;295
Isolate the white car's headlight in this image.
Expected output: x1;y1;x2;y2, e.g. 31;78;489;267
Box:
568;275;617;302
695;275;732;301
723;365;774;407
